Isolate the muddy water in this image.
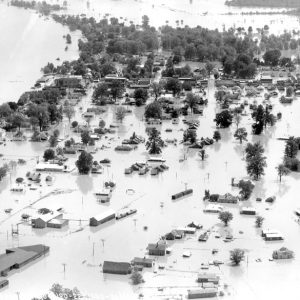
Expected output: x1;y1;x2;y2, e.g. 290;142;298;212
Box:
0;80;300;299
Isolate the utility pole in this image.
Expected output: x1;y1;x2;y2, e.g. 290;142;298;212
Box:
62;263;66;279
101;238;105;251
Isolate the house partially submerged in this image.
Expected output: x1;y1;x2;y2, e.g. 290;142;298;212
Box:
103;261;132;275
31;213;68;229
188;288;218;299
197;273;220;285
262;229;283;241
272;247;294;259
0;245;49;276
89;209;116;226
218;193;239;204
147;242;168;256
131;257;154;268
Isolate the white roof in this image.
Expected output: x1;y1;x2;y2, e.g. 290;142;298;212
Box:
91;209;115;221
36;163;64;171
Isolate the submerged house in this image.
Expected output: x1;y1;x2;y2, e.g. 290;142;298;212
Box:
89;210;116;227
31;213;68;229
272;247;294;259
188;288;218;299
147;242;167;256
131;257;154;268
197;273;220;285
103;261;132;275
0;245;49;276
218;193;239;204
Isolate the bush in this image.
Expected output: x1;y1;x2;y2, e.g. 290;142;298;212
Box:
43;149;55;161
71;120;78;128
284;157;300;171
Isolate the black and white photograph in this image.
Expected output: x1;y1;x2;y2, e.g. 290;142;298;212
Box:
0;0;300;299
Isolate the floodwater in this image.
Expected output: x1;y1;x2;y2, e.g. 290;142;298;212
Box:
52;0;300;33
0;80;300;299
0;3;81;102
1;1;300;299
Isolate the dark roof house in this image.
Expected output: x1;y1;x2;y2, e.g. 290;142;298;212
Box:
103;261;132;275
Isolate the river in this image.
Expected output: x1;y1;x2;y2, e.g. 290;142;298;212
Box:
0;3;81;103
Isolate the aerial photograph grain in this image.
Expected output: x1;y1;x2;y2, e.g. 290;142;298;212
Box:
1;0;300;299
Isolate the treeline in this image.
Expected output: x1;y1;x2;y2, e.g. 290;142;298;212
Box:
225;0;300;8
10;0;62;15
52;14;159;59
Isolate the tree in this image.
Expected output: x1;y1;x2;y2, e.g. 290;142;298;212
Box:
66;33;72;44
246;153;267;180
71;120;78;128
164;78;181;97
99;119;106;129
215;110;233;128
0;103;12;118
199;149;206;161
144;102;162;119
234;127;248;144
48;135;58;147
130;270;145;285
218;211;233;226
111;81;124;101
284;137;298;159
81;130;90;146
64;105;75;122
76;151;93;174
263;49;281;66
238;180;254;199
213;131;221;142
134;88;148;105
93;83;108;100
185;93;198;113
205;61;215;76
255;216;264;228
43;149;55;161
233;113;242;129
10;112;26;132
0;164;9;181
230;249;245;266
276;164;290;182
286;86;294;97
183;129;197;144
151;82;162;100
146;128;164;154
245;142;264;161
142;15;149;29
115;106;126;122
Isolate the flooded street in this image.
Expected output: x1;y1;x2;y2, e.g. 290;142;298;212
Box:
1;0;300;299
0;80;300;299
